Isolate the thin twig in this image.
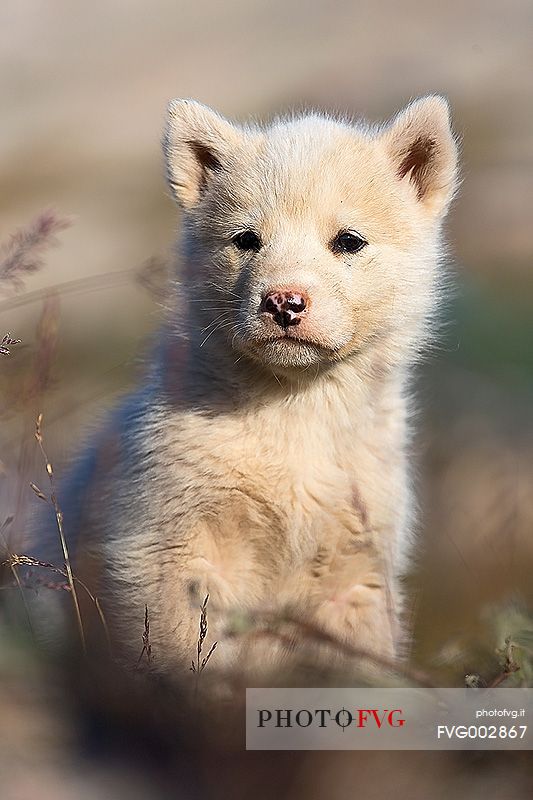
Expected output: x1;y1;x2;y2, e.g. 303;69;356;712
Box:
489;636;521;687
239;610;436;687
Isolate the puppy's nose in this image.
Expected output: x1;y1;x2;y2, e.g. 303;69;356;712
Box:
260;289;309;328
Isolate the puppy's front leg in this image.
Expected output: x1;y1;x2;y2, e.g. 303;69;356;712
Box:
305;532;398;663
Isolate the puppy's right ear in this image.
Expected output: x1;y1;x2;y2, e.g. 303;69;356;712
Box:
163;100;244;208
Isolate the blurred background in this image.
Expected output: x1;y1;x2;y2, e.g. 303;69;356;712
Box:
1;1;532;797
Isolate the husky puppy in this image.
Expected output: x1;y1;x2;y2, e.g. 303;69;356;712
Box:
35;97;458;674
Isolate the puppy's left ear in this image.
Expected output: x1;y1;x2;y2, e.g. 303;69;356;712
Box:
382;95;458;217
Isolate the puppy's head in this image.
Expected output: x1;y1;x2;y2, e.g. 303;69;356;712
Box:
163;98;458;375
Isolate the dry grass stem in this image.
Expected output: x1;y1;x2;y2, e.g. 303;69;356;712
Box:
0;210;71;293
0;516;35;638
34;413;86;652
137;604;153;667
1;550;112;654
0;333;21;356
190;595;218;698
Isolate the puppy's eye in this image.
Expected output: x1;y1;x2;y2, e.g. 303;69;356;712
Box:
233;230;262;252
331;230;368;255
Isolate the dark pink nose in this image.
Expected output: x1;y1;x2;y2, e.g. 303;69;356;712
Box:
260;288;309;328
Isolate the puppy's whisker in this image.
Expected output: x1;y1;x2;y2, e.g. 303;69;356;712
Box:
198;308;238;316
199;320;234;347
187;298;240;304
200;313;233;333
206;282;242;300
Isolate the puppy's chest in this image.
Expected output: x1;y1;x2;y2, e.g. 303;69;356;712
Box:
200;417;369;558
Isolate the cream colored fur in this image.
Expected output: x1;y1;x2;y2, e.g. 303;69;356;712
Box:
39;97;458;676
